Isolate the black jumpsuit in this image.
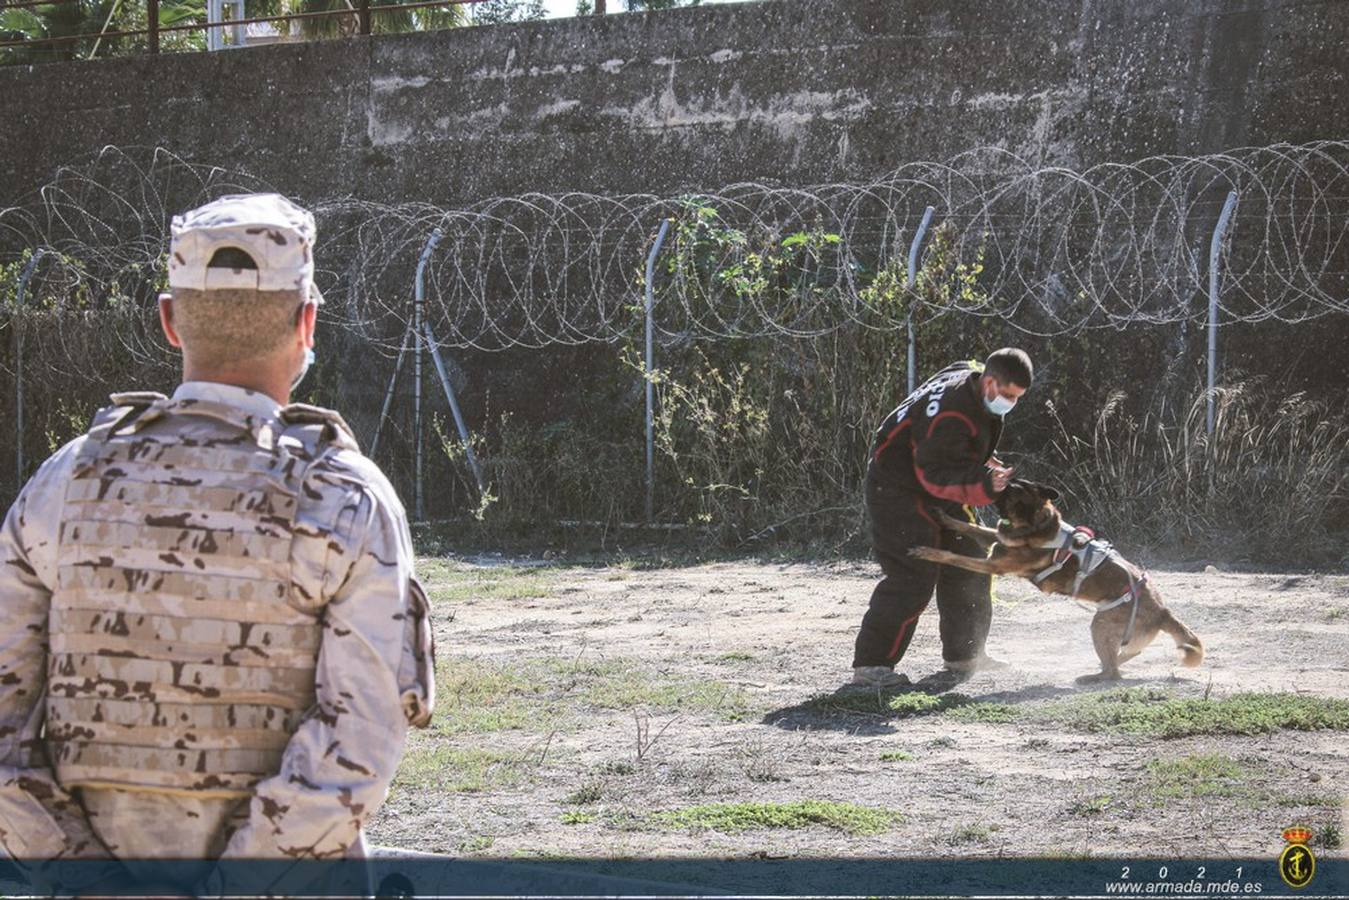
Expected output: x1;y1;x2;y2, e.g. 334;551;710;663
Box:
852;361;1004;668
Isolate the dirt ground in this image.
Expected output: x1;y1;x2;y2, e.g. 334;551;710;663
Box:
367;555;1349;866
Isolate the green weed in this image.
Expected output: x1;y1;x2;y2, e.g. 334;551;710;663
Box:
947;823;997;845
1144;754;1251;802
418;559;558;604
1276;793;1341;808
552;657;750;718
393;743;530;794
800;686;1349;739
458;835;495;853
597;760;637;776
1066;795;1113;817
432;657;551;735
656;801;901;836
803;689;1015;722
564;782;605;805
879;750;915;762
430;655;750;735
1035;689;1349;738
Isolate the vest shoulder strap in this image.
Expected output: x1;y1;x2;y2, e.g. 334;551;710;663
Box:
278;403;360;453
88;391;170;442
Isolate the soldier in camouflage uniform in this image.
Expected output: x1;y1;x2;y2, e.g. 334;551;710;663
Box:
0;194;434;892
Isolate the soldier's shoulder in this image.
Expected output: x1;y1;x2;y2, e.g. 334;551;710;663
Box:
24;432;90;492
318;445;399;496
277;403;359;452
274;402;408;515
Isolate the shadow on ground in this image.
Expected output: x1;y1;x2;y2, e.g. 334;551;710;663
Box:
760;673;1104;735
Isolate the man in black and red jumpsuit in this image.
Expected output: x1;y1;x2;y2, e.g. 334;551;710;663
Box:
851;348;1034;687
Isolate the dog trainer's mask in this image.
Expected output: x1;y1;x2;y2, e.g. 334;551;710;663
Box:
995;480;1063;546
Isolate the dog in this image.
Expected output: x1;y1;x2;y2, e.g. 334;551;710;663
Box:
908;479;1204;682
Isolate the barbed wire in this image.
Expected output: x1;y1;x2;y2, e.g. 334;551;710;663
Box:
1;141;1346;363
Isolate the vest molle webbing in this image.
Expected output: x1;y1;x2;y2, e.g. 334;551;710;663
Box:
47;395;329;798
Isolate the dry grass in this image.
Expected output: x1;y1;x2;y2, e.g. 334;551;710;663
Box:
1047;382;1348;563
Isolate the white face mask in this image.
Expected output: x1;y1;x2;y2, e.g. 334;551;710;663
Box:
985;391;1017;416
291;347;315;391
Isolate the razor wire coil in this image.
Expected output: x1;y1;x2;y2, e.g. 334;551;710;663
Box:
1;141;1346;370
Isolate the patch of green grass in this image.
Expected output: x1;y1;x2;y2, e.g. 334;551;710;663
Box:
656;801;901;836
458;834;494;853
947;823;997;845
879;750;915;762
801;686;1349;740
433;657;552;735
564;782;605;805
1326;607;1345;622
597;760;636;776
1276;793;1341;808
394;743;531;794
549;657;751;719
418;559;558;604
717;651;755;663
947;701;1019;724
1035;689;1349;738
429;654;751;734
886;692;959;716
928;736;958;749
1066;795;1113;817
1144;754;1251;803
803;690;948;717
561;811;597;825
1315;823;1342;850
804;689;1016;723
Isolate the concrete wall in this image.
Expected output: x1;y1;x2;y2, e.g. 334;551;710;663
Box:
2;0;1347;209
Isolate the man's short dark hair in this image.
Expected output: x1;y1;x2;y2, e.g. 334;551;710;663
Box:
985;348;1033;388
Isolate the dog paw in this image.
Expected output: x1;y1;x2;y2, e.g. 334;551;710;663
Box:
908;546;941;561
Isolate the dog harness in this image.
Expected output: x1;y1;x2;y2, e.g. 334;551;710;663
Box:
1033;522;1147;645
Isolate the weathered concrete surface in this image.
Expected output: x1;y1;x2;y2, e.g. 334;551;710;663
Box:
2;0;1347;208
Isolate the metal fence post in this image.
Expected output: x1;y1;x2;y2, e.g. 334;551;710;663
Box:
148;0;159;53
358;0;371;35
423;322;486;501
369;324;411;458
1206;191;1239;436
905;206;935;395
13;249;48;489
412;228;443;522
644;218;671;524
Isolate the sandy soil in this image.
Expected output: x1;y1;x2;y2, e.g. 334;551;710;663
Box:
368;557;1349;864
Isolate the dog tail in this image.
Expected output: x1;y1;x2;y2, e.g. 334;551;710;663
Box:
1160;609;1204;667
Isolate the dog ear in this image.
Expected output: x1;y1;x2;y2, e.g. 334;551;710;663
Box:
1017;480;1060;502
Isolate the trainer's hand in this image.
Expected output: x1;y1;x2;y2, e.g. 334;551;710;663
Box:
989;465;1014;493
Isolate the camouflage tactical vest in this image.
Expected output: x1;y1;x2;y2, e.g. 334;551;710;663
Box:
46;392;358;798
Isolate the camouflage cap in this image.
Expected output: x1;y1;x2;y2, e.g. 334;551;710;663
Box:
168;193;324;304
